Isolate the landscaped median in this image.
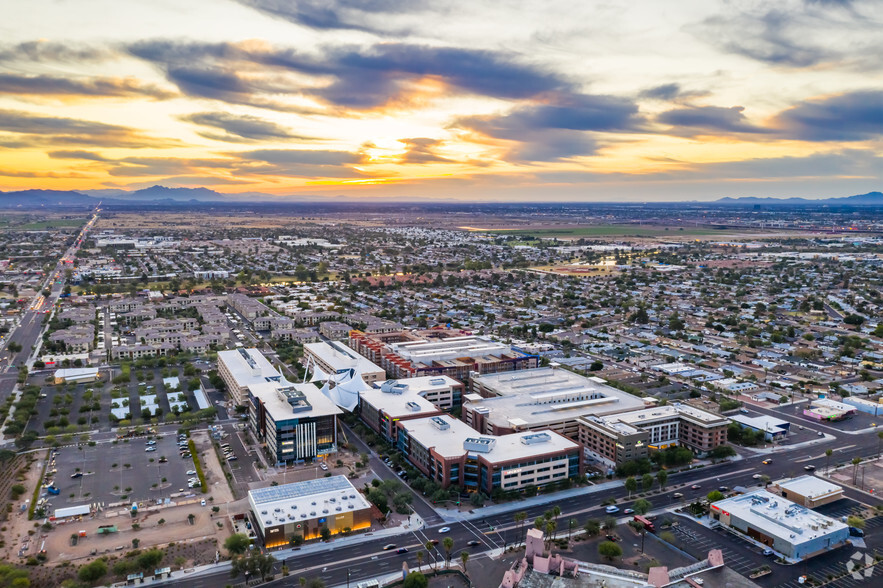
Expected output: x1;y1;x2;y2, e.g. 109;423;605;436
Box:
188;439;208;493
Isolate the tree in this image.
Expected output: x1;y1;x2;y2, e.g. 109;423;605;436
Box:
137;549;164;570
460;550;469;575
847;516;866;530
656;469;668;489
403;572;429;588
633;498;652;515
624;476;637;498
852;457;862;484
224;533;250;555
416;550;424;570
514;511;528;546
641;473;654;492
709;445;737;459
603;516;618;531
320;527;331;542
442;536;454;568
425;541;437;571
825;449;833;474
78;559;107;583
598;541;623;561
706;490;724;503
584;519;601;536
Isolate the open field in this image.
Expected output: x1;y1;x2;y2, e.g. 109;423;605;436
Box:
13;219;86;230
466;225;750;239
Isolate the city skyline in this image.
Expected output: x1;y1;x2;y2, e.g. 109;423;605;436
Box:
1;0;881;201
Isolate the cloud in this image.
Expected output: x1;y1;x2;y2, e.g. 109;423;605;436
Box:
691;0;883;70
0;73;175;100
657;105;769;136
0;168;90;178
180;111;318;142
127;40;569;110
774;90;883;141
0;41;115;63
394;138;454;164
232;148;368;177
638;83;709;103
0;109;181;149
456;93;642;161
106;157;234;177
48;150;111;162
236;0;433;33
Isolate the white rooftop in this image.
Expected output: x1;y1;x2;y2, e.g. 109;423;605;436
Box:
249;381;343;423
399;414;578;463
713;489;847;546
218;348;283;388
389;335;512;363
391;375;461;393
775;475;843;501
54;367;99;379
304;341;383;375
615;403;728;426
359;384;440;419
248;476;370;534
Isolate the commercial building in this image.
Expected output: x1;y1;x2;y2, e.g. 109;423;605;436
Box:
247;380;342;465
710;489;849;561
303;341;385;385
729;414;790;441
53;367;100;384
771;476;844;508
577;403;729;468
218;347;283;406
379;375;464;410
349;330;537;382
842;396;883;416
462;367;646;440
218;348;342;464
395;414;581;494
803;398;857;421
248;476;372;548
358;381;443;443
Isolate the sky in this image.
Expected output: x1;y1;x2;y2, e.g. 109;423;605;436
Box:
0;0;881;201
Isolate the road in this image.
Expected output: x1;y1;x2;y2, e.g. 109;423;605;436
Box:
161;422;883;588
0;212;99;435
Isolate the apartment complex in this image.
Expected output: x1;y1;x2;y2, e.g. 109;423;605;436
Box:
349;330;537;382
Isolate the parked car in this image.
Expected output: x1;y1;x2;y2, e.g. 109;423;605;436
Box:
849;527;865;537
186;470;197;475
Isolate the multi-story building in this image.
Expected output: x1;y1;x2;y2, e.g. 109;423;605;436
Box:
577;403;729;468
462;367;647;440
248;476;371;548
319;321;353;340
303;341;385;384
358;383;443;443
350;330;537;381
217;347;282;406
379;375;464;410
395;414;581;494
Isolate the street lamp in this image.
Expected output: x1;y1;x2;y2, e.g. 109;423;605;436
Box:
346;568;351;588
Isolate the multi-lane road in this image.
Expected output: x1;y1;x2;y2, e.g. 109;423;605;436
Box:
164;422;883;588
0;212;98;430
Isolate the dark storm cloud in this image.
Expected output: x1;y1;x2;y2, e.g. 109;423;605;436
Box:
774;90;883;141
456;93;642;161
126;40;569;109
0;109;180;149
180;112;317;142
0;73;175;100
657;105;768;136
0;41;115;63
236;0;432;33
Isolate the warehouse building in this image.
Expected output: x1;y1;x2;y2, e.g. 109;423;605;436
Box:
395;414;581;494
711;489;849;561
248;476;372;548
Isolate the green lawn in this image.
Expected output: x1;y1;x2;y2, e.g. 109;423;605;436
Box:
14;219;86;230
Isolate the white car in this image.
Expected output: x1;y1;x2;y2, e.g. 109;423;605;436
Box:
605;506;620;514
186;470;197;476
438;527;451;533
145;447;156;452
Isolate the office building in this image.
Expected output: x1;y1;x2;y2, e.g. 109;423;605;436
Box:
217;347;281;406
248;476;372;548
395;414;581;494
463;367;646;440
303;341;386;385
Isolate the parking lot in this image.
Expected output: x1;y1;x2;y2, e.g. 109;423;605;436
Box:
773;402;880;433
667;519;769;577
46;433;200;511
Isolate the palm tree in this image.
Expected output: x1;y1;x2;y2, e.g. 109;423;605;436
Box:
852;457;862;484
544;520;557;549
416;550;424;571
442;537;454;568
460;551;469;576
514;511;527;547
551;505;561;536
426;541;437;571
825;449;833;474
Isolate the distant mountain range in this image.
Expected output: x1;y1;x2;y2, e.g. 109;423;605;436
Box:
0;185;881;209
